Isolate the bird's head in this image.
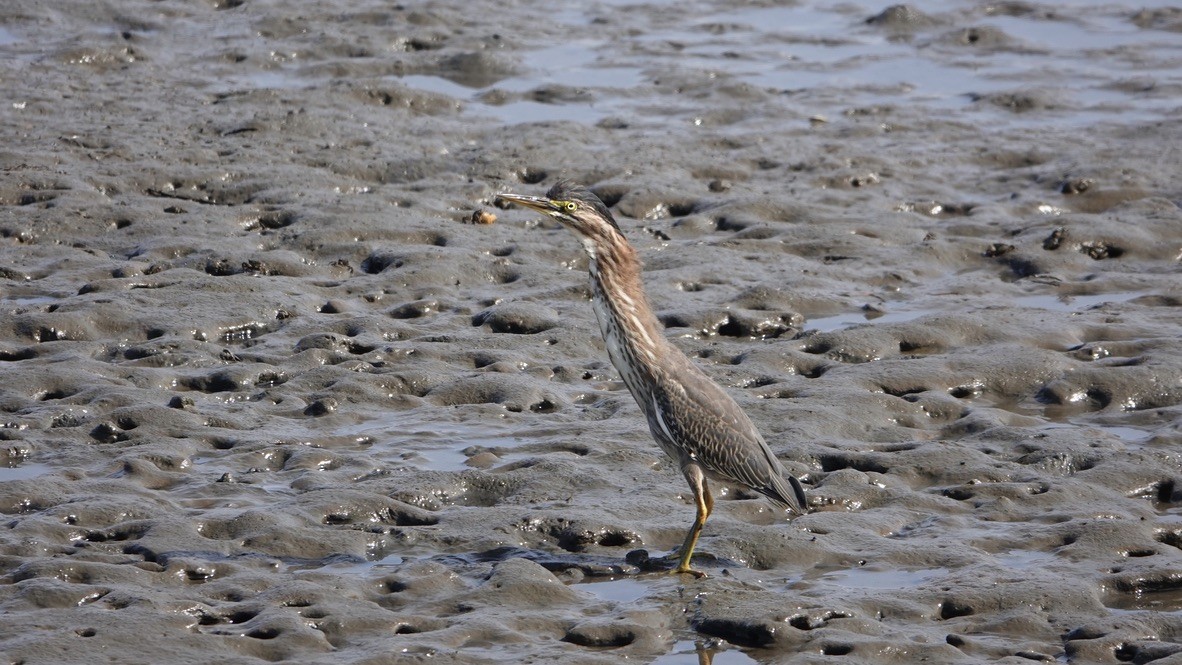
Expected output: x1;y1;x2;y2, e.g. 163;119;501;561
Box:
496;182;621;257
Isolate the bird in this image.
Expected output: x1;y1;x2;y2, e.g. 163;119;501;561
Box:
496;181;809;576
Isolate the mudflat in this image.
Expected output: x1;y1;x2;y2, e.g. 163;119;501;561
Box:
1;1;1181;663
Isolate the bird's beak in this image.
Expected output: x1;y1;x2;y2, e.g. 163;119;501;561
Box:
496;193;560;215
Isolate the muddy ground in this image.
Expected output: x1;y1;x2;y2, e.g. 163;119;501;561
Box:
2;0;1181;663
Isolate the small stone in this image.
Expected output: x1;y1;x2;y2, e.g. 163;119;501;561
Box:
470;209;496;224
168;395;194;410
304;398;338;416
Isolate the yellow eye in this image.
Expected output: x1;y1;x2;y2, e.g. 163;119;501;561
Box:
564;201;577;212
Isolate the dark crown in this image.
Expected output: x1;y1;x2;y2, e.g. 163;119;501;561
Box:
546;181;620;232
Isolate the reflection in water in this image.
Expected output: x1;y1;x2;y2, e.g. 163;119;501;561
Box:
1105;587;1182;613
652;639;759;665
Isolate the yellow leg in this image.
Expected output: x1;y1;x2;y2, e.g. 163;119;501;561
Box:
674;466;712;577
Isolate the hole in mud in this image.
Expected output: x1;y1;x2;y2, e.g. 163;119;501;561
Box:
1155;480;1176;505
386;509;439;527
716;316;743;337
114;416;138;430
949;385;980;398
591;187;625;208
939;600;974;620
210;437;236;450
518;168;547;184
225;610;258;624
658;313;692;329
666;200;696;217
758;388;797;399
382;580;408;593
1114;643;1138;662
1124;549;1156;558
247;627;279;639
184;568;214;582
716;217;747;232
597;530;638;547
90;423;129;443
818;454;888;474
0;348;36;361
75;628;97;637
361;254;403;274
389;299;438;319
695;618;776;648
492;267;521;285
40;388;74;401
395;624;421;634
881;385;926;398
899;340;931;353
801;364;829;378
822;643;854;656
1156;531;1182;550
943;487;975;501
802;340;830;355
1080;241;1124;260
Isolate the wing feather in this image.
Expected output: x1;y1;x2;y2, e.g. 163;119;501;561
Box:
648;365;806;514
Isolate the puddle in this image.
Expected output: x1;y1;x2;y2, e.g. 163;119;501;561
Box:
994;549;1057;570
284;552;405;576
320;553;405;576
5;295;62;308
1040;422;1153;446
186;0;1180;130
651;640;760;665
0;462;54;482
1105;587;1182;613
395;40;644;125
819;566;948;590
806;309;931;333
1013;291;1149;312
575;577;650;604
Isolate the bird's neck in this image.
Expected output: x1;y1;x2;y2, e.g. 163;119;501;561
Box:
586;237;668;395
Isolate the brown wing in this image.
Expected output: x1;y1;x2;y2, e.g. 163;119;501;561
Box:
648;364;807;514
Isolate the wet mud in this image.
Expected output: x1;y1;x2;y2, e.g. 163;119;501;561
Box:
1;0;1181;663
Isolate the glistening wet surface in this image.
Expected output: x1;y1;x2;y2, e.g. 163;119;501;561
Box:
1;0;1181;662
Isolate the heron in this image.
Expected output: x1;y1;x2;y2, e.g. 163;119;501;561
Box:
497;181;808;576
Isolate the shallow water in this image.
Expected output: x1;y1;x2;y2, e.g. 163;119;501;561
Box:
1;0;1181;662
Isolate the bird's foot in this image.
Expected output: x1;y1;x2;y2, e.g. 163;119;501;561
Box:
625;549;708;578
671;565;707;579
667;551;708;578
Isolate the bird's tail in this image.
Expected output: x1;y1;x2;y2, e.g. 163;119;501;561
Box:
766;471;809;516
786;474;809;515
